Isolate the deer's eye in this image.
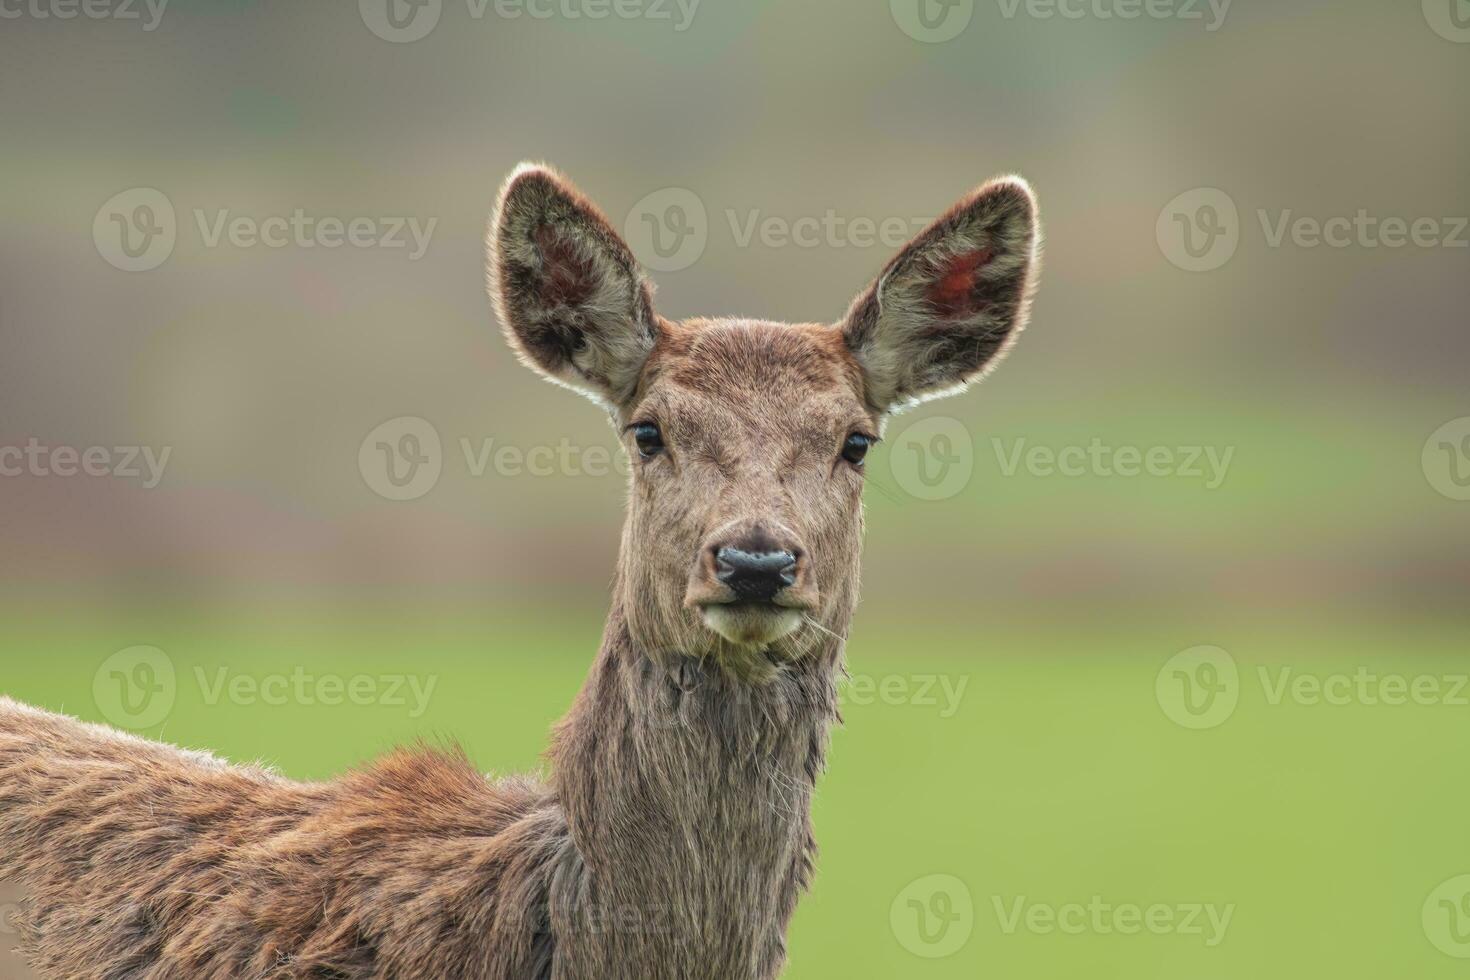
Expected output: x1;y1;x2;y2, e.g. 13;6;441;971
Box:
841;432;874;467
632;422;665;458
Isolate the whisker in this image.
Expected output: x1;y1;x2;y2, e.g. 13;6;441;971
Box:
801;614;847;647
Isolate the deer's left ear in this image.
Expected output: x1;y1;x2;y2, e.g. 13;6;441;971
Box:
840;177;1040;413
489;163;659;409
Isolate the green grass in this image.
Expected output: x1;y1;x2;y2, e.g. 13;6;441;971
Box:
2;602;1466;978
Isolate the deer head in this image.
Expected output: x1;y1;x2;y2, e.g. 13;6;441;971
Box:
489;164;1040;680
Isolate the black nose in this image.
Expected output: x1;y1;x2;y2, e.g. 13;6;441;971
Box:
715;547;798;602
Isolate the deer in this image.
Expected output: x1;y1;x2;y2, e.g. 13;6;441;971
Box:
0;163;1040;979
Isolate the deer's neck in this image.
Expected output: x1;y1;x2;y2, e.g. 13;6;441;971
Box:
548;603;841;980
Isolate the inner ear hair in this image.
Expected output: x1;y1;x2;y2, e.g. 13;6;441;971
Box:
842;176;1040;412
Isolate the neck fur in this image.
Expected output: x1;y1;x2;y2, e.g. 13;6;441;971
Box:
547;602;843;979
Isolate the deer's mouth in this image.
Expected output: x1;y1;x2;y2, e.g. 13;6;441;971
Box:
697;600;805;648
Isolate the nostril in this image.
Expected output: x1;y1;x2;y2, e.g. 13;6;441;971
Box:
776;554;797;587
714;547;798;601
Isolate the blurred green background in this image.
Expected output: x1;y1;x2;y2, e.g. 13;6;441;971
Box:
1;0;1467;976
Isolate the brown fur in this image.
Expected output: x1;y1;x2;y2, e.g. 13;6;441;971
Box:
0;164;1040;978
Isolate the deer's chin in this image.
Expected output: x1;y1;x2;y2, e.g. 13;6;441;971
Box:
699;602;803;648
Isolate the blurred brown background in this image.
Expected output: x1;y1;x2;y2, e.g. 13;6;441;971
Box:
2;0;1465;626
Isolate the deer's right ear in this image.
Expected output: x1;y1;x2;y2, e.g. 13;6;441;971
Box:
488;163;659;409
